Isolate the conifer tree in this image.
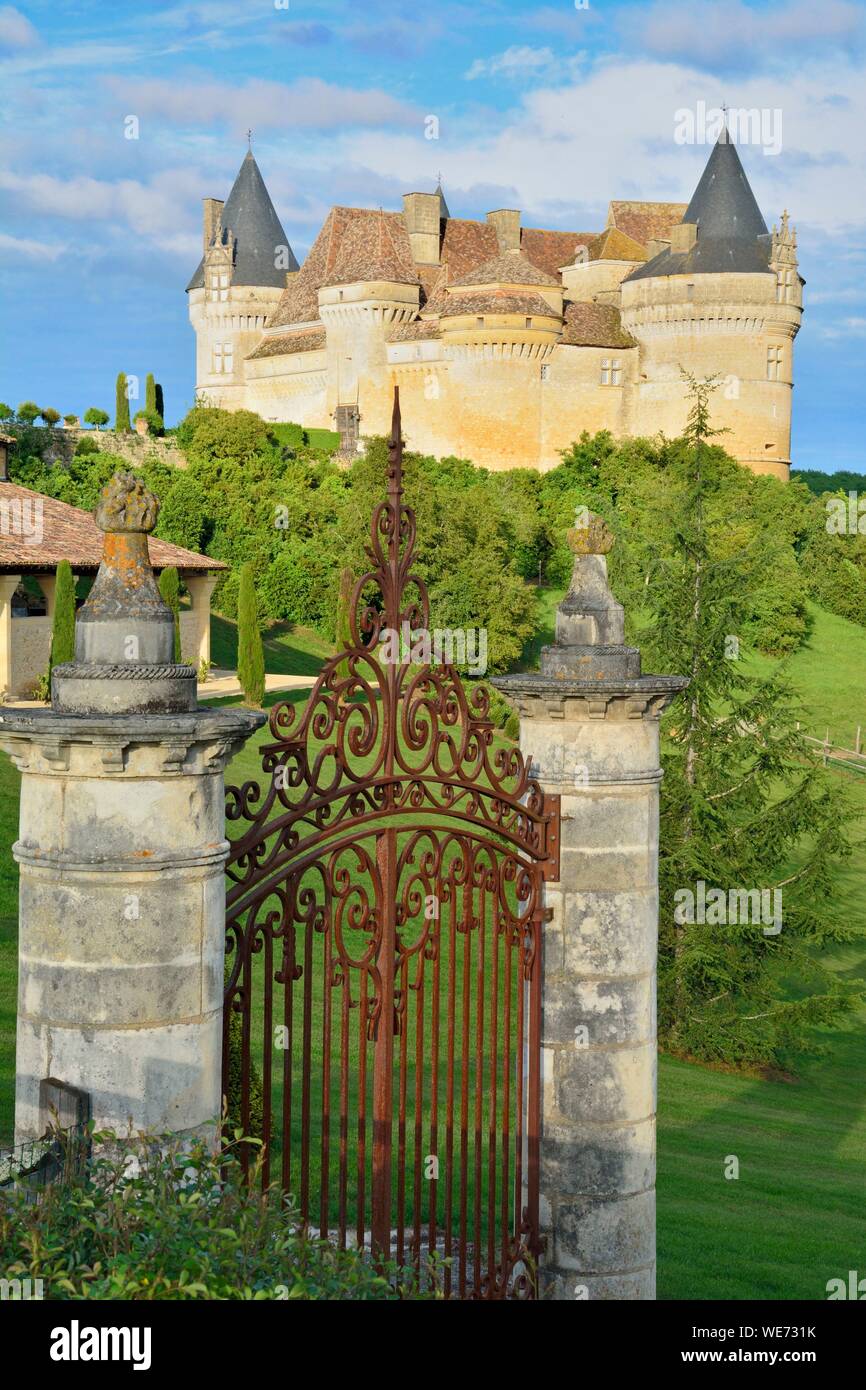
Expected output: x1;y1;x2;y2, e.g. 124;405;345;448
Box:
237;562;265;707
334;565;354;696
642;374;856;1065
49;560;76;673
155;382;164;420
158;567;182;662
115;373;131;433
145;373;157;414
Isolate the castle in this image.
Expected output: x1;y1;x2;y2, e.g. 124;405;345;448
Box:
187;132;802;479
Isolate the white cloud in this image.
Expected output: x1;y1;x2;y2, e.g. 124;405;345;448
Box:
0;168;199;244
622;0;864;70
465;46;561;82
340;57;866;235
0;231;64;260
104;75;420;135
0;4;36;52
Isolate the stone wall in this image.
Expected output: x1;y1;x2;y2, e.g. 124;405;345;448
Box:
37;427;187;471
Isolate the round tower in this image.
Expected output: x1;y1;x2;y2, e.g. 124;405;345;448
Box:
187;150;298;410
620;132;802;480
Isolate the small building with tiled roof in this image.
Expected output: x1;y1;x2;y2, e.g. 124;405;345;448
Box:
188;132;801;479
0;481;225;699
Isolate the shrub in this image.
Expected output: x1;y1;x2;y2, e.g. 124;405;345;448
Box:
40;407;60;428
259;544;314;624
63;414;78;427
156;475;210;552
75;435;100;456
0;1130;428;1300
134;407;165;437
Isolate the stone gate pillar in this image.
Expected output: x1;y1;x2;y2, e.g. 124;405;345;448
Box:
0;473;263;1144
494;516;686;1300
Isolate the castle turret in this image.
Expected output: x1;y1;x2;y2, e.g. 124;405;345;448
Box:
317;209;420;445
620;130;803;480
187;150;297;409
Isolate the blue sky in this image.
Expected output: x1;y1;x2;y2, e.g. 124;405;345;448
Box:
1;0;864;471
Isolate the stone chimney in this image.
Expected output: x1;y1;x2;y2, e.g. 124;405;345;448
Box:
402;192;442;265
487;208;521;253
203;196;224;254
669;222;698;255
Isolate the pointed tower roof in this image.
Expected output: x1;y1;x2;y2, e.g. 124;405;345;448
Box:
186;150;297;292
435;181;450;220
625;130;771;281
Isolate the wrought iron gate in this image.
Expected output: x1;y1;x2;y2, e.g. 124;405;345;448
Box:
223;391;560;1298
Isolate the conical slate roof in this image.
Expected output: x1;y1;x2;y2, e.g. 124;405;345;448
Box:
626;130;771;281
187;151;297;292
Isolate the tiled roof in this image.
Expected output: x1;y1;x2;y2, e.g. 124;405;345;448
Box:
0;482;226;573
438;219;500;280
560;302;636;348
588;227;648;262
440;290;561;319
451;249;559;288
607;200;687;245
247;330;326;360
520;227;598;277
187;151;297;292
321;208;419;288
385;320;442;342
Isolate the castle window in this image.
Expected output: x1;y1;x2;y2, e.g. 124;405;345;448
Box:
476;316;484;328
611;360;621;385
540;363;550;381
220;272;229;302
601;359;622;386
212;342;233;374
767;345;783;381
601;360;610;385
525;317;532;329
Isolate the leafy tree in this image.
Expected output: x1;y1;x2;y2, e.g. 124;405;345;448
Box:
643;375;856;1066
156;475;210;553
115;373;131;433
63;414;78;426
84;407;109;431
49;560;76;673
39;407;60;428
158;567;182;662
0;403;12;422
17;401;40;425
237;562;265;707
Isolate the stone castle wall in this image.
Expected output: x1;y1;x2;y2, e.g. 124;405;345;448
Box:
36;427;188;472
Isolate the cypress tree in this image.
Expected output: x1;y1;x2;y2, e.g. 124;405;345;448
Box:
115;373;131;433
49;560;76;673
145;373;157;414
335;565;354;697
158;567;182;662
155;382;164;419
237;562;265;707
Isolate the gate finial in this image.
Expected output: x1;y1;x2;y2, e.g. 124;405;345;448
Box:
387;386;402;501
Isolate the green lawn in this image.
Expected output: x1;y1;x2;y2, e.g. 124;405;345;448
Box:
210;613;334;678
